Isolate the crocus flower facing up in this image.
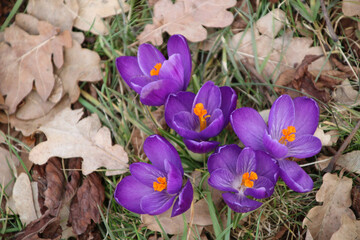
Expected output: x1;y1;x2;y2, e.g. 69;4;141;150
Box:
165;81;237;153
116;35;191;106
114;135;193;217
208;145;279;213
230;95;322;193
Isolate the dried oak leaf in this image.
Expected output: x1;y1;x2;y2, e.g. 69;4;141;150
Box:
0;21;72;114
69;173;105;235
352;186;360;218
74;0;130;35
303;173;355;240
29;107;128;175
330;215;360;240
137;0;236;45
56;40;102;103
342;0;360;17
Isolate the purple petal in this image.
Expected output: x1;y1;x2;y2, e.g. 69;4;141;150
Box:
116;56;152;94
137;43;165;77
223;192;262;213
167;35;192;90
165;91;196;130
208;144;241;174
173;111;200;139
208;168;237;192
255;151;279;184
219;86;237;125
198;109;224;140
171;180;193;217
268;95;295;140
278;159;313;193
164;160;183;194
129;162;165;188
244;176;274;199
236;147;256;175
140;192;176;215
287;135;322;158
193;81;221;115
159;54;184;87
230;108;267;151
183;139;219;153
140;79;182;106
114;176;153;214
263;132;288;159
144;135;183;175
293;97;319;135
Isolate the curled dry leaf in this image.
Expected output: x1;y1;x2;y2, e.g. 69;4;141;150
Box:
231;9;332;81
342;0;360;17
0;19;72;113
0;146;19;196
303;173;355;240
74;0;130;35
317;151;360;174
138;0;236;45
29;107;128;175
330;215;360;240
333;79;360;110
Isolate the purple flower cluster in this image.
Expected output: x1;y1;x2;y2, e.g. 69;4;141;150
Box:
114;35;322;216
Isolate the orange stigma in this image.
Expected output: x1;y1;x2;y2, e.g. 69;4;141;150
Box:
194;103;211;131
150;63;162;76
241;171;258;188
279;126;296;145
153;177;167;192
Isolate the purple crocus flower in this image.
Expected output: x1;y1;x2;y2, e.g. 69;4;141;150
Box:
114;135;193;216
116;35;191;106
230;95;322;193
208;145;279;213
165;81;237;153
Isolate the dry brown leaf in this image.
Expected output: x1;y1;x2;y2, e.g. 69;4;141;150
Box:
231;9;331;80
318;151;360;174
69;173;105;235
333;79;360;107
56;40;102;103
27;0;79;31
74;0;130;35
137;0;236;45
352;186;360;218
342;0;360;17
330;215;360;240
303;173;355;240
0;20;72;113
0;146;19;196
313;128;339;147
10;96;71;136
29;107;128;175
11;173;39;225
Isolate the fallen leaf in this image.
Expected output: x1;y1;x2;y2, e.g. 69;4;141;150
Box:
29;107;128;175
303;173;355;240
320;151;360;174
333;79;360;107
56;40;102;103
351;186;360;218
69;173;105;235
137;0;236;45
313;128;339;147
0;146;19;196
330;215;360;240
74;0;130;35
12;173;39;225
230;9;332;80
0;20;72;113
342;0;360;17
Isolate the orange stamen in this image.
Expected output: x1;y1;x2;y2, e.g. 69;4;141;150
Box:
153;177;167;192
193;103;211;131
279;126;296;145
150;63;162;76
241;171;258;188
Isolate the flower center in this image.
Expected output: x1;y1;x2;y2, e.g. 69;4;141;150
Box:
150;63;162;76
153;177;167;192
193;103;211;131
279;126;296;145
241;171;258;188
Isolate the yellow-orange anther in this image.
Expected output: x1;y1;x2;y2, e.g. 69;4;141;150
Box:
241;171;258;188
153;177;167;192
194;103;211;131
150;63;162;76
279;126;296;145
